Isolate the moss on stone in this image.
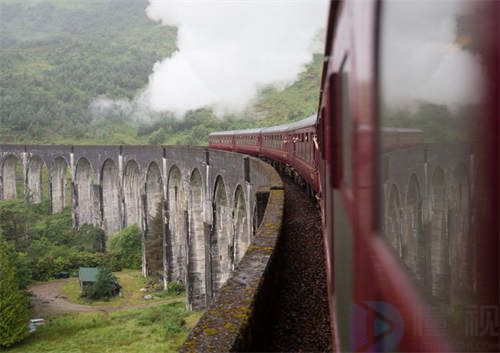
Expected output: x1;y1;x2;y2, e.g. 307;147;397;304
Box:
203;327;218;336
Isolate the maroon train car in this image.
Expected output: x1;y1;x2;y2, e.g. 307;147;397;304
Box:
210;1;499;352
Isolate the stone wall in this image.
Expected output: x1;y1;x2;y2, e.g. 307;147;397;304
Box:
0;144;280;311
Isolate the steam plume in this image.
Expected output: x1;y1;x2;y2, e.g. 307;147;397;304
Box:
142;0;329;116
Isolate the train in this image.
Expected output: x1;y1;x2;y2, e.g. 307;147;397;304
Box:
209;115;319;190
210;1;499;352
209;117;423;193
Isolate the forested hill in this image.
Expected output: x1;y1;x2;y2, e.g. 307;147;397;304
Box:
0;0;323;145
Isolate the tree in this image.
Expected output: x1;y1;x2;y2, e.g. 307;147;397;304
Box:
83;266;121;300
148;128;167;145
0;235;29;348
108;225;142;270
77;224;106;252
146;202;165;278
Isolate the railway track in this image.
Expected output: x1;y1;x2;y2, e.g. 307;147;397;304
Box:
264;177;332;352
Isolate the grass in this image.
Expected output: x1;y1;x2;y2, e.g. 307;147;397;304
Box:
5;303;203;353
8;270;203;352
61;269;169;308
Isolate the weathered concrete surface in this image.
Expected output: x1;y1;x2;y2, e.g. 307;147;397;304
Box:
187;169;206;310
101;159;121;234
210;176;232;298
1;154;20;199
75;157;100;227
233;185;250;265
52;157;70;213
27;156;45;203
168;165;186;285
123;160;141;227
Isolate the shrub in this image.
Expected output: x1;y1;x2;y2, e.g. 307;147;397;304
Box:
148;128;167;145
146;204;164;278
146;277;165;292
75;224;106;252
166;281;185;296
108;225;142;270
164;318;185;334
0;199;118;283
136;310;163;326
82;266;121;300
0;236;29;348
11;251;32;289
135;303;187;332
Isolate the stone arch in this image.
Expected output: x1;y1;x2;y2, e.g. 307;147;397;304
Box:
233;185;250;265
27;156;48;204
210;175;232;299
123;160;141;227
187;168;206;309
404;174;425;284
75;157;99;227
52;157;72;213
144;161;164;277
430;167;448;301
448;164;471;303
167;165;186;284
146;162;164;223
386;184;403;257
2;155;23;200
101;159;121;235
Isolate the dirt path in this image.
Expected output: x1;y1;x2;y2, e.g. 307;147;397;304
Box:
29;279;179;318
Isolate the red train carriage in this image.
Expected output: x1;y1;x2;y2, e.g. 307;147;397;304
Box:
209;116;423;194
233;128;262;155
317;1;498;352
283;115;319;189
208;131;234;151
260;123;289;164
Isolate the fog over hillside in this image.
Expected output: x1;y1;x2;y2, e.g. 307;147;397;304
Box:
0;0;326;145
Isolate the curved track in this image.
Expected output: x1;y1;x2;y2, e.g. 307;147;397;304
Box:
265;178;332;352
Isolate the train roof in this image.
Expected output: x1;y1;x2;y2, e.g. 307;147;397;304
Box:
209;119;421;138
209;114;318;137
261;114;317;133
285;114;318;132
209;127;263;137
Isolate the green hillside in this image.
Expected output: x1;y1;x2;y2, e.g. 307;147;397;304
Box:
0;0;323;145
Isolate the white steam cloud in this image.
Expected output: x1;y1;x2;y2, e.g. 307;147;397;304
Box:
142;0;329;116
381;1;485;109
89;97;133;118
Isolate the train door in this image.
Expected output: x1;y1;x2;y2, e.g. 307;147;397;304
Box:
320;1;360;351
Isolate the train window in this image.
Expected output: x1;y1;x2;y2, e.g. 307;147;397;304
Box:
379;0;489;346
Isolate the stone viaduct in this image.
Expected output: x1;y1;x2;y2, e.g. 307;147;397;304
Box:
0;141;477;350
382;143;475;307
0;144;280;310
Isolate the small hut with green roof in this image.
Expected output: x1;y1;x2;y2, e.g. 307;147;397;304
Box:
78;267;98;290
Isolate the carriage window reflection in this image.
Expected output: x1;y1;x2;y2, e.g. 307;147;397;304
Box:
379;0;486;339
